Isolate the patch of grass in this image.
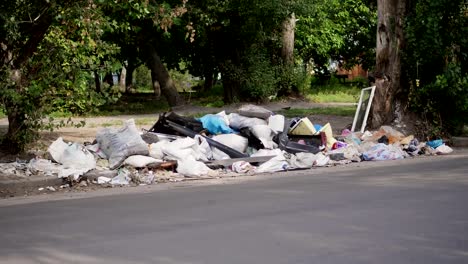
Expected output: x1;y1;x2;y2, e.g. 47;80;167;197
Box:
88;120;124;128
93;93;170;116
192;84;225;108
307;83;361;103
278;106;356;117
135;117;157;126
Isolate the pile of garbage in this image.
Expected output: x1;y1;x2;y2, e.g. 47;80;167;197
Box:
0;104;454;187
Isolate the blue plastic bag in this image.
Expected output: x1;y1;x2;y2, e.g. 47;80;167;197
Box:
426;139;443;149
198;114;234;135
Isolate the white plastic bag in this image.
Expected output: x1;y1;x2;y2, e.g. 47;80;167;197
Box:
111;169;131;185
48;137;96;179
232;161;256;173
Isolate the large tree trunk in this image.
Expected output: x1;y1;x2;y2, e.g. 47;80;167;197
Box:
125;60;136;93
146;46;183;107
281;13;296;66
369;0;408;129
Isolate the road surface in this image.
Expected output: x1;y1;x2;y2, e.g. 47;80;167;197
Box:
1;155;468;264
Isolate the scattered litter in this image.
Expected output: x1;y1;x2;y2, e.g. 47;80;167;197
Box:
111;169;131;185
232;161;256;173
1;103;456;192
47;138;96;180
97;176;112;184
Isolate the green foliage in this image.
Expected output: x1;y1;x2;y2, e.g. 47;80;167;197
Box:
405;0;468;135
295;0;376;71
307;82;361;103
0;0;120;151
134;65;152;92
240;48;279;101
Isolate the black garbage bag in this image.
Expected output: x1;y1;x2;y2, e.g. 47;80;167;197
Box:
149;112;204;135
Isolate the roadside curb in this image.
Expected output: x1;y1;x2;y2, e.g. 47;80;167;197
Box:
452;137;468;148
0;170;117;197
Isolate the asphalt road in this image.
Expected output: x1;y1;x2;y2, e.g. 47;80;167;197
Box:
1;155;468;264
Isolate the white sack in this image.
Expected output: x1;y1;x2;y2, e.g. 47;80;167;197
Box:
268;115;285;133
250;148;283;158
256;154;289;173
314;153;330;167
212;134;249;153
176;157;215;177
96;119;149;170
250;125;277;149
436;144;453;155
228;113;267;130
238;104;273;120
123;155;162;168
289;152;318;169
149;140;170;159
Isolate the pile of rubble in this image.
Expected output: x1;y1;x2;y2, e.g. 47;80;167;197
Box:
0;104;453;188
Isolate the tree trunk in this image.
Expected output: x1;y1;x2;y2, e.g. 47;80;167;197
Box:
281;13;296;66
125;62;136;93
203;71;214;92
151;70;161;99
119;67;126;92
368;0;408;129
94;71;101;93
146;45;183;107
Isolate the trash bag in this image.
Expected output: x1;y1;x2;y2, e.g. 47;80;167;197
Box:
256;154;289;173
239;127;264;150
268;115;285;133
289;152;319;169
362;143;405;161
250;125;277;149
177;156;215;177
150;112;204;135
238;104;273;120
123;155;162;168
228;113;267;130
231;161;256;173
212;134;249;153
149;140;170;159
198;114;234;135
48;137;96;179
96;119;149;170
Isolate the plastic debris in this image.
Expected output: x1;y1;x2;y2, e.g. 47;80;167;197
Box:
48;137;96;179
232;161;256;173
198;114;234;135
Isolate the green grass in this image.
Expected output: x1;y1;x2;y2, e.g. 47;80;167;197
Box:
306;83;361;103
93;94;170;116
278;106;356;117
191;84;225;108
